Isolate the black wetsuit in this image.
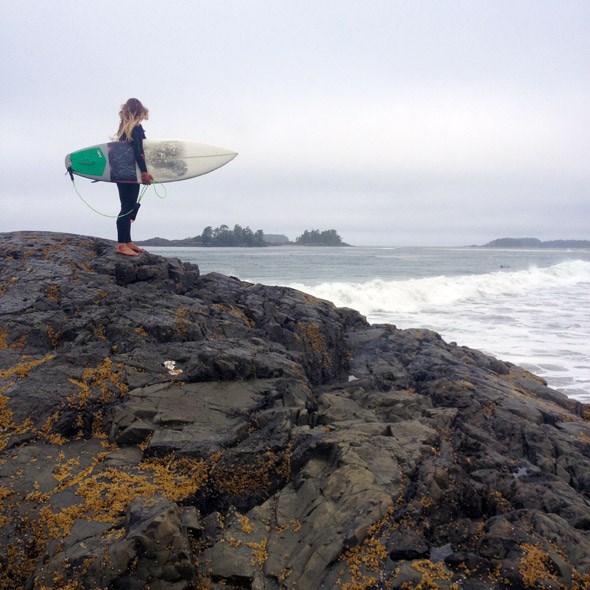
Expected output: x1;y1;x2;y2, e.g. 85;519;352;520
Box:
116;124;147;243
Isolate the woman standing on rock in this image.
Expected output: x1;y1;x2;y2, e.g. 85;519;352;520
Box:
114;98;153;256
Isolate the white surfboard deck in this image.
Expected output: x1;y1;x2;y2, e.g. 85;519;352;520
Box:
65;139;237;184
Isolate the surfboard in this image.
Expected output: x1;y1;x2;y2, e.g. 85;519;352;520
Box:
65;139;237;183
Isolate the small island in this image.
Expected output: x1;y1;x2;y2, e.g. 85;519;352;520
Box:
138;226;349;247
138;225;266;247
478;237;590;248
294;229;349;246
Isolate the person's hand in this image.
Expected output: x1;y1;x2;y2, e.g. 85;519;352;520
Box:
141;172;154;185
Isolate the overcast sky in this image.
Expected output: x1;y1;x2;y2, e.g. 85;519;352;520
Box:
1;1;589;246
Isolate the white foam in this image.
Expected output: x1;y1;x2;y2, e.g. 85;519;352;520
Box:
288;260;590;402
287;260;590;315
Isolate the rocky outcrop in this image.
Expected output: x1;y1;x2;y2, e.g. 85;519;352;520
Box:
0;231;589;590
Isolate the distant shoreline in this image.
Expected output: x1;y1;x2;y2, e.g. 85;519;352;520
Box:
136;236;589;249
136;241;352;248
474;238;590;249
136;232;351;247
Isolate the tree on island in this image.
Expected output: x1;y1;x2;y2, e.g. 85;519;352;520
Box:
295;229;347;246
200;224;266;247
139;226;350;247
137;225;272;247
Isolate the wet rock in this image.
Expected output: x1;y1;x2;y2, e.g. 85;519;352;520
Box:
0;231;589;589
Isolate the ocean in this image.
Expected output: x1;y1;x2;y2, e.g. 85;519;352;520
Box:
149;246;590;404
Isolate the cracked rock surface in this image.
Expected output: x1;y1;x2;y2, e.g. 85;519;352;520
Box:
0;231;589;589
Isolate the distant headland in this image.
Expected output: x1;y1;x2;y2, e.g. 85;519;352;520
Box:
477;237;590;248
137;226;349;247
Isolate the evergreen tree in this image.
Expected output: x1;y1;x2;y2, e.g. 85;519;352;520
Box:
295;229;344;246
254;230;265;246
195;224;268;247
202;226;213;246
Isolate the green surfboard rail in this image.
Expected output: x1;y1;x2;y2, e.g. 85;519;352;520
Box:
69;146;107;177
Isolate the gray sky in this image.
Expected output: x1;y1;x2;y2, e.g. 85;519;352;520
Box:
2;0;589;246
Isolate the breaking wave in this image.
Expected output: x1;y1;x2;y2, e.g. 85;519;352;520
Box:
286;260;590;316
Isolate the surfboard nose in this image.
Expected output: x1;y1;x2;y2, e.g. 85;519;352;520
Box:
215;149;238;169
221;149;238;163
209;145;238;159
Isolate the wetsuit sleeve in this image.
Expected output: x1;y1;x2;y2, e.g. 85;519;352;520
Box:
131;125;148;173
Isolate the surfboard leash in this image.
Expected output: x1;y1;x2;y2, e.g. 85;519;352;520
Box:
66;168;168;219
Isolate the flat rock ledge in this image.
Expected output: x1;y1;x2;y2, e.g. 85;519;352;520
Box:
0;231;589;590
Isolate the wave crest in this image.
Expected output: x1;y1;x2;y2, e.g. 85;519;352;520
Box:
286;260;590;315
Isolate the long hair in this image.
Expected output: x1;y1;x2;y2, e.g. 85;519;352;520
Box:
116;98;149;141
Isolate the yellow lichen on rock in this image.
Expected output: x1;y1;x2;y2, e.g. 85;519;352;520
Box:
338;511;393;590
297;322;332;368
408;560;453;589
0;354;55;450
246;538;268;569
139;455;209;502
518;543;560;588
68;357;128;405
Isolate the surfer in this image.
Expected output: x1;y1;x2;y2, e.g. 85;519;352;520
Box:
114;98;154;256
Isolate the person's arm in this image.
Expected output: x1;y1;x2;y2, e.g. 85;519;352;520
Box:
132;125;153;184
131;125;148;173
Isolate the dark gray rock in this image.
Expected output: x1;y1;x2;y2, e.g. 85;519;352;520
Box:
0;231;589;590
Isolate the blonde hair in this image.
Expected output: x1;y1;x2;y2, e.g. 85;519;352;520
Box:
116;98;149;141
